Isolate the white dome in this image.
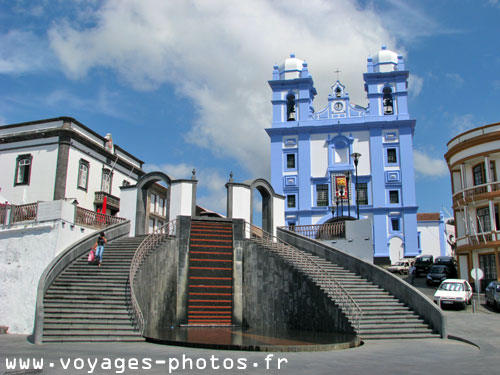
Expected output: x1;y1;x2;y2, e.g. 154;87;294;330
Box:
279;53;304;79
372;46;399;72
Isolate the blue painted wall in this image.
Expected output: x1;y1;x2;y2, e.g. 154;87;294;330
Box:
266;48;419;262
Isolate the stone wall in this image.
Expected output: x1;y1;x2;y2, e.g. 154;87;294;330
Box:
278;227;447;338
135;239;178;337
242;241;352;333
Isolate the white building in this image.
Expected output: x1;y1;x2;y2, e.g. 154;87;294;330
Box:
416;212;454;259
445;121;500;289
0;117;144;215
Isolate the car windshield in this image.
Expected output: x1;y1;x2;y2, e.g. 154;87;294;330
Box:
417;257;432;263
439;282;464;292
430;266;447;273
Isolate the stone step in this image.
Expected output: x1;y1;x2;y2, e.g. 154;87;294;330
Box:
44;313;131;320
52;281;128;287
359;322;428;329
44;308;130;315
44;300;128;308
360;333;440;340
45;294;128;301
42;335;144;343
44;318;133;325
44;329;139;335
46;286;127;293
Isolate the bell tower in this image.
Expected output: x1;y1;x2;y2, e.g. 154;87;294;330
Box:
269;53;317;126
363;46;409;119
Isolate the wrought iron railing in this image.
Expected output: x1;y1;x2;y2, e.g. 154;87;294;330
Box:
129;219;178;332
75;206;126;229
0;205;8;225
280;222;346;240
11;203;38;223
244;222;362;334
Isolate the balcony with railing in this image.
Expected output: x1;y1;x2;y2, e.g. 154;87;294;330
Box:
453;181;500;207
75;206;126;229
94;191;120;212
456;231;500;251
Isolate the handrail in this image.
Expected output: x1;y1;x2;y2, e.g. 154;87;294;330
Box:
453;181;500;203
128;219;178;333
32;220;131;344
244;222;362;334
280;222;346;240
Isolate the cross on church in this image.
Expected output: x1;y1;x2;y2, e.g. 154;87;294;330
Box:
334;69;341;81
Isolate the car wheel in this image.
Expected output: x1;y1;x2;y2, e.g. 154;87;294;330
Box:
461;302;466;310
495;301;500;312
485;297;490;306
467;297;472;305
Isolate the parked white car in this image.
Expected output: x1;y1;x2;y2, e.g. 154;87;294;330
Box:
387;260;411;274
433;279;473;309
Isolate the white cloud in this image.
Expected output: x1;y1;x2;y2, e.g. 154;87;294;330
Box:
450;114;476;134
0;30;53;74
414;149;448;178
43;88;128;120
371;0;460;44
445;73;465;88
408;74;424;98
47;0;400;178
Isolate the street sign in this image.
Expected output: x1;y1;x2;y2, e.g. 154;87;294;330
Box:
471;268;484;280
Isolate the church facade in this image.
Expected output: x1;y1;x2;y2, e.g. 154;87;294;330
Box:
266;47;419;263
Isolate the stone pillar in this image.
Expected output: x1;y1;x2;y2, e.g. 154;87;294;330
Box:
175;216;191;324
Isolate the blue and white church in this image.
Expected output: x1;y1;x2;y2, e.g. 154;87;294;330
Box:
266;46;419;264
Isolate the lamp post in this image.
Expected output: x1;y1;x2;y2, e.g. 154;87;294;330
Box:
335;196;339;218
346;171;351;218
351;152;361;220
339;185;345;218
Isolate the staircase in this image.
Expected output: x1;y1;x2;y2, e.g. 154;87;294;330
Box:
186;220;234;326
309;256;439;339
251;238;439;340
42;236;146;343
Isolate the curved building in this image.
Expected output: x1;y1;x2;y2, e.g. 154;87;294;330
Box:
445;122;500;288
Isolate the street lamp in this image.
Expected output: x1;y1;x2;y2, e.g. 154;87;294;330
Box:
351;152;361;220
339;185;345;218
346;171;351;218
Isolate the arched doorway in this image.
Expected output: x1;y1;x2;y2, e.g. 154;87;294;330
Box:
388;236;404;265
135;172;172;235
249;179;278;234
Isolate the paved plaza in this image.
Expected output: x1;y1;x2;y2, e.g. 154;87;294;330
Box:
1;296;498;375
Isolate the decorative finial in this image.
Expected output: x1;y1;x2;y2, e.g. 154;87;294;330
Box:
290;53;295;58
229;171;234;183
191;168;196;180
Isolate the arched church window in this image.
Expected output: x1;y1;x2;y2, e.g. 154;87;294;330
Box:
286;93;296;121
383;87;394;115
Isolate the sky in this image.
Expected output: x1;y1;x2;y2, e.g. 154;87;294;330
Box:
1;0;499;218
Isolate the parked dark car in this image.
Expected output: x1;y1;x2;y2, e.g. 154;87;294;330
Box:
426;265;451;285
415;255;434;276
434;256;458;278
485;281;500;311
